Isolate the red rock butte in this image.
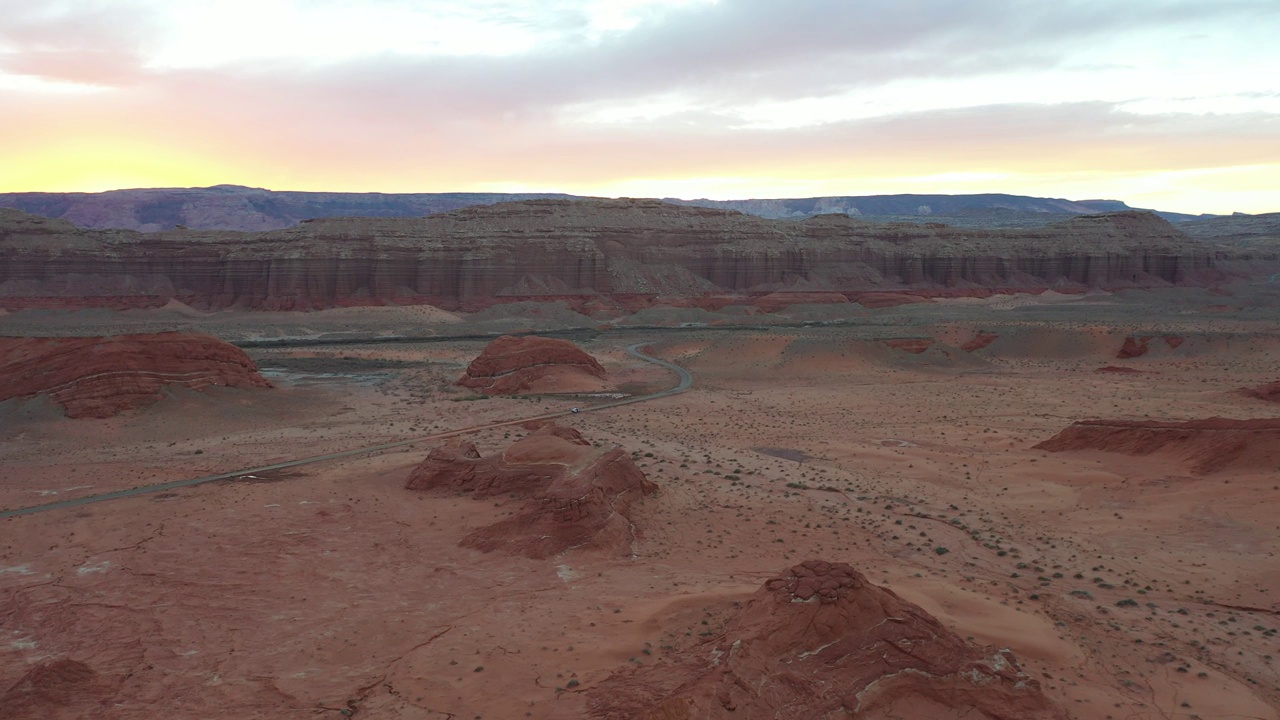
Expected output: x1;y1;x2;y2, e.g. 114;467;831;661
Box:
406;424;656;558
1035;417;1280;475
457;335;607;395
587;560;1065;719
0;332;270;418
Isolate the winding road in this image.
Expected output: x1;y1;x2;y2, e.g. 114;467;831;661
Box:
0;343;691;520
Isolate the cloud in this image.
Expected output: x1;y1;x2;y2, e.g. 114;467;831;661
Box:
0;0;1277;212
0;0;158;85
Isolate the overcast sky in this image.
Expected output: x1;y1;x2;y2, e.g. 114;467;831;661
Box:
1;0;1277;213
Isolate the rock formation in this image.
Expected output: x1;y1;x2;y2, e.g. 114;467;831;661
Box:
1035;418;1280;474
1116;334;1185;359
0;185;1185;232
961;330;1000;352
1;659;112;719
587;560;1064;720
2;199;1261;312
405;424;656;558
457;335;607;395
882;338;934;354
1243;381;1280;403
0;332;271;418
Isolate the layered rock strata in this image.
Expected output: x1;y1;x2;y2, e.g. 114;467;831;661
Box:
0;199;1254;311
406;424;656;558
1035;418;1280;474
457;335;606;394
0;332;271;418
587;560;1065;719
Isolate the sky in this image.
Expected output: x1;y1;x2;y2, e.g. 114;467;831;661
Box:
1;0;1278;214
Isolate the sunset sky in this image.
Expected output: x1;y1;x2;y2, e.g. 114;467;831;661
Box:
1;0;1278;214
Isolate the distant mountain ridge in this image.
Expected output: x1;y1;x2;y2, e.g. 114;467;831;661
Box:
0;185;1211;233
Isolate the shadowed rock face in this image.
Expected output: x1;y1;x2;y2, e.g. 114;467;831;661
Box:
457;335;606;395
405;424;656;558
587;560;1065;720
0;199;1252;311
0;332;271;418
1;659;111;719
1035;418;1280;475
1243;381;1280;403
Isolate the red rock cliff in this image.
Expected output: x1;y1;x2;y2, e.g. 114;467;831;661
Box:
0;200;1251;311
0;332;271;418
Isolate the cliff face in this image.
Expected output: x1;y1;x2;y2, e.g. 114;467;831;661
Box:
0;332;271;418
0;185;1184;231
0;199;1253;311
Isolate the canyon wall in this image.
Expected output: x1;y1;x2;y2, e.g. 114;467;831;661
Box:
0;199;1263;311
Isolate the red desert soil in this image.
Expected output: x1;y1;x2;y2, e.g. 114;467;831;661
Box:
852;292;933;309
457;334;608;394
1035;417;1280;474
407;423;656;558
5;312;1280;720
752;291;851;313
0;332;270;418
587;560;1065;720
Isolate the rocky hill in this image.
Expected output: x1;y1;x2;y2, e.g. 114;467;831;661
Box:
405;423;656;558
457;335;608;394
0;332;271;418
0;199;1265;312
0;185;1205;232
587;560;1065;719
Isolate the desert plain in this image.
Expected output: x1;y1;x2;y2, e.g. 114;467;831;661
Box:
3;282;1280;719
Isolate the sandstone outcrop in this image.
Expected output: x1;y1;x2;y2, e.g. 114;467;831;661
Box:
0;332;271;418
1035;418;1280;474
2;200;1260;311
1116;334;1185;359
882;338;934;354
1;659;112;719
587;560;1064;720
457;335;607;394
1243;381;1280;403
406;424;656;558
961;330;1000;352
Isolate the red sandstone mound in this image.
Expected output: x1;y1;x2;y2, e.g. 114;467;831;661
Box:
961;330;999;352
2;659;111;719
406;424;656;558
882;338;933;354
1244;381;1280;403
1035;417;1280;474
1116;334;1184;359
457;335;607;394
587;560;1064;720
0;332;271;418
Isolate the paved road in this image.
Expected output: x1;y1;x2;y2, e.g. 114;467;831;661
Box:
0;343;690;519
